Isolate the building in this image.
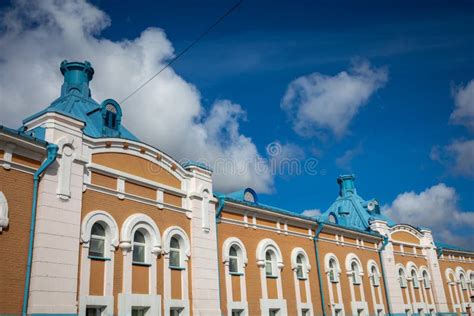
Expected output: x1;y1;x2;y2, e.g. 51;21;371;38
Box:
0;61;472;316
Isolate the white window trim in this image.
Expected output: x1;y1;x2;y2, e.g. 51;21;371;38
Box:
419;267;436;313
345;253;366;316
222;237;249;316
162;226;191;316
0;191;8;231
118;293;161;316
367;260;384;316
324;254;344;315
291;248;313;316
120;214;162;296
256;239;285;303
79;210;119;316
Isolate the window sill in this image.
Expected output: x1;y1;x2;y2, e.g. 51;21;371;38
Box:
230;272;244;276
132;262;152;267
88;256;111;261
266;275;278;279
169;266;185;270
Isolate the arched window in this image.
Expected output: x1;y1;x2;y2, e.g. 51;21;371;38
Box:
370;265;380;287
265;250;276;277
460;273;467;290
229;245;239;274
133;230;146;263
296;254;306;279
89;223;106;258
169;236;181;268
105;103;118;129
351;261;362;285
329;258;339;283
100;99;122;136
470;272;474;291
411;270;419;288
399;268;407;288
422;270;430;289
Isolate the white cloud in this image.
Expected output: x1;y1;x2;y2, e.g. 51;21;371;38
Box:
445;139;474;177
301;209;321;217
430;139;474;178
450;80;474;132
335;143;363;171
281;60;388;138
0;0;274;193
383;183;474;248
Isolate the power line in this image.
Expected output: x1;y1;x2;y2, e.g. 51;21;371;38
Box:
120;0;243;104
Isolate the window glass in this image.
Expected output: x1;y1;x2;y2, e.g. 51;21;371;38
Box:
169;236;181;268
231;310;243;316
89;223;105;258
460;274;467;290
229;246;239;274
243;190;255;202
133;230;146;263
104;103;118;129
399;269;407;288
269;309;280;316
132;308;145;316
371;265;380;287
170;308;183;316
352;262;361;284
423;271;430;289
411;270;419;288
86;307;102;316
296;254;305;279
329;259;338;283
265;250;274;276
92;223;105;236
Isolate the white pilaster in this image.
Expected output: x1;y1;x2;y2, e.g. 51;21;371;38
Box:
370;220;405;314
26;113;87;315
186;167;221;315
420;228;449;312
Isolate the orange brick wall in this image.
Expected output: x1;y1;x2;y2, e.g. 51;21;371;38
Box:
318;239;389;316
0;167;35;314
81;189;192;315
217;220;322;316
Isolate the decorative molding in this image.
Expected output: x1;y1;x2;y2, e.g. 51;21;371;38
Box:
0;191;8;231
162;226;191;257
256;238;283;268
120;213;162;255
80;210;119;250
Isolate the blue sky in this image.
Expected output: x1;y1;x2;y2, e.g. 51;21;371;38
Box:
0;0;473;246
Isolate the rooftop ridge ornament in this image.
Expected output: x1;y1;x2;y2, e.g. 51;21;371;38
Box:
338;174;356;197
60;60;94;98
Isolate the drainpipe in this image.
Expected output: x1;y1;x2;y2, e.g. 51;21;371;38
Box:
436;246;443;258
22;144;58;316
313;221;327;316
214;197;225;316
378;236;393;316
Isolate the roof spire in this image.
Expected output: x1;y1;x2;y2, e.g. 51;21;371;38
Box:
60;60;94;98
338;174;356;197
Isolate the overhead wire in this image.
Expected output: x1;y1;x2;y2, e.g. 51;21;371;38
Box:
120;0;243;104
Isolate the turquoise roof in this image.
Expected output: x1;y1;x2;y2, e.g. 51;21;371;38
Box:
215;188;316;222
319;175;395;231
21;61;138;141
435;241;473;253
